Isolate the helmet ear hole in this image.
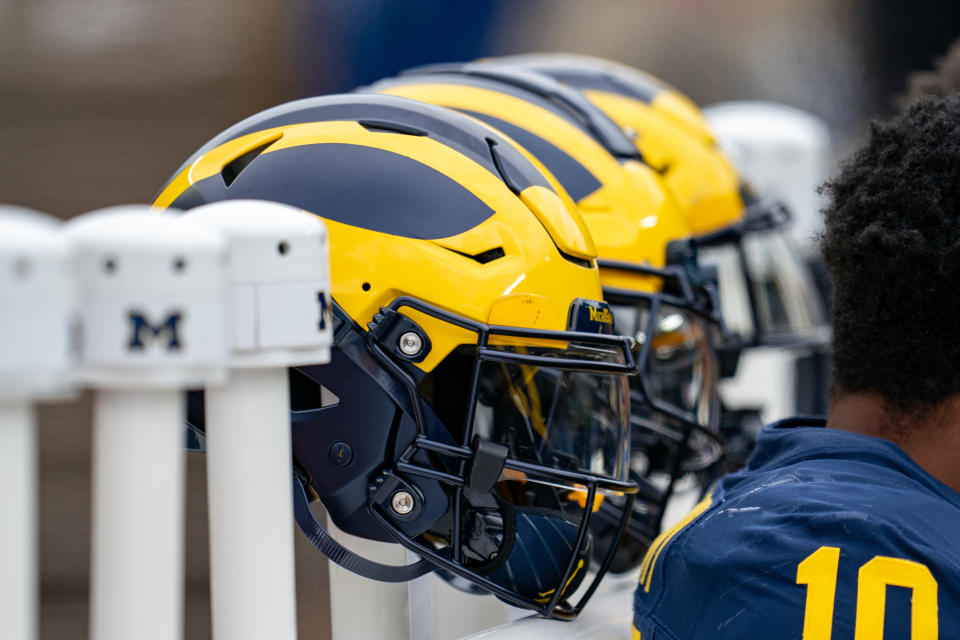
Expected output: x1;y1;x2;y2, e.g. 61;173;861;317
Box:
290;368;339;411
418;347;475;443
361;282;371;291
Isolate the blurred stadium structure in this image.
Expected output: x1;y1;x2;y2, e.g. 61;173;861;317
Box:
2;1;958;638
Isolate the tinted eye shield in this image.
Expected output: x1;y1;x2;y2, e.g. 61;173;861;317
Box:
603;292;721;429
598;259;724;326
608;225;788;375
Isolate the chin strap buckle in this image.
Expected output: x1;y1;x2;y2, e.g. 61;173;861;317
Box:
467;436;509;494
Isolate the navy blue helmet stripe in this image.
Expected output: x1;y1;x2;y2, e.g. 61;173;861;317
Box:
170;143;495;239
488;55;664;104
457;109;603;203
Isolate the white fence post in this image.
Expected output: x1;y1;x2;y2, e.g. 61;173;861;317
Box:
182;200;332;640
0;207;76;640
327;523;413;640
66;206;229;640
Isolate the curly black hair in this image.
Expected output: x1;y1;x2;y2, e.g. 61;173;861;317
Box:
821;95;960;413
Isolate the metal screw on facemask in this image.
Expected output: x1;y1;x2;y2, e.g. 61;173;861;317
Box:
391;491;415;515
398;332;422;356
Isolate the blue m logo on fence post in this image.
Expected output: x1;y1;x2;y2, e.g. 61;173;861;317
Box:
127;311;183;351
318;292;328;331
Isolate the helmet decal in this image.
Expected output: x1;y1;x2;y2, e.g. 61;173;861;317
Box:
171;143;496;240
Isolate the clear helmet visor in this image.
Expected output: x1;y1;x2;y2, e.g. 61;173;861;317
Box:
476;343;632;606
417;331;634;609
698;203;826;343
473;341;631;482
612;300;720;429
740;228;826;337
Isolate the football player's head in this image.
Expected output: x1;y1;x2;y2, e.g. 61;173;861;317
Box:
154;93;639;618
822;95;960;418
366;65;727;571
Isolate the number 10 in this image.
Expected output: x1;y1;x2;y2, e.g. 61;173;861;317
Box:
796;546;938;639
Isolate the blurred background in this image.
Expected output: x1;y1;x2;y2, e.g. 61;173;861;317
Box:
3;1;958;638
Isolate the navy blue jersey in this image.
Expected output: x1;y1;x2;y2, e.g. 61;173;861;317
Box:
633;418;960;639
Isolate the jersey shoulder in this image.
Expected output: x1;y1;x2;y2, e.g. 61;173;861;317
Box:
634;457;960;639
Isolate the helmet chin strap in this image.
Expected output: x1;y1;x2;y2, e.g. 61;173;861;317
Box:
292;476;433;582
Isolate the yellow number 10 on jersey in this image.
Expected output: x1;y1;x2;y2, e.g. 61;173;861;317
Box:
796;546;938;639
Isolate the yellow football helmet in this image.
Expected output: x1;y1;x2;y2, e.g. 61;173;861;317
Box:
366;64;726;571
155;93;639;618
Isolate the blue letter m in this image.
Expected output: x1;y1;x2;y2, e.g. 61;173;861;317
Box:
127;311;183;351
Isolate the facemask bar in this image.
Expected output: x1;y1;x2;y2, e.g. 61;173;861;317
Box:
597;260;724;326
365;295;638;449
361;295;639;618
366;474;636;618
696;197;792;247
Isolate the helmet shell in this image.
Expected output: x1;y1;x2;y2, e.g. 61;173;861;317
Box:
155;94;603;372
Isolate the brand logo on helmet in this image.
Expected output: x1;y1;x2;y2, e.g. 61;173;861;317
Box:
127;311;183;351
568;298;616;335
589;306;613;325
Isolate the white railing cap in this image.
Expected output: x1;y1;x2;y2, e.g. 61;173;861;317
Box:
0;206;76;400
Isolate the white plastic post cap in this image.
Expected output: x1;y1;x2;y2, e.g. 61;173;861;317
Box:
181;199;332;368
704;102;831;176
65;205;230;389
0;206;76;400
704;101;832;253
